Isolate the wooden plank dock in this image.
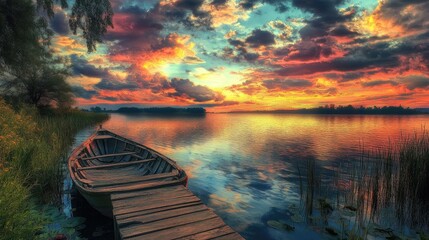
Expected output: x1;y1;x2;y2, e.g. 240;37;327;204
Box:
111;185;244;240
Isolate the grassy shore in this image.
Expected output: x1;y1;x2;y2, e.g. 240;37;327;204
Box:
0;100;108;239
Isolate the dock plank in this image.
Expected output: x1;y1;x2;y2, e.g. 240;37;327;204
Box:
113;196;202;216
115;202;204;221
112;185;243;240
117;204;209;226
111;185;185;201
114;191;195;208
176;225;235;240
121;210;218;238
127;217;227;240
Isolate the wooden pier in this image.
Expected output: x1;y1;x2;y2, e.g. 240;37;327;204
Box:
111;185;244;240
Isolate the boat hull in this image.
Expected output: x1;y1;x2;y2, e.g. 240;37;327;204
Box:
68;129;189;218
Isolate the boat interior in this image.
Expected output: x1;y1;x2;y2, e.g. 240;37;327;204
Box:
70;131;181;191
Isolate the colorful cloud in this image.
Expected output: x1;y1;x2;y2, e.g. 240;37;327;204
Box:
50;0;429;111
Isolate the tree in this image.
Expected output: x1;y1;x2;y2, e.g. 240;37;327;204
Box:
0;0;74;108
0;0;50;68
1;56;73;108
0;0;114;108
69;0;114;52
1;0;114;66
38;0;114;52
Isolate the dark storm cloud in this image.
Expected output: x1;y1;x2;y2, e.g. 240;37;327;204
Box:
72;86;98;99
124;70;171;94
175;0;204;10
342;72;365;82
325;72;366;82
361;80;398;87
95;78;139;90
290;0;355;40
262;79;312;89
163;0;212;29
275;40;425;76
240;0;288;12
285;40;334;61
70;54;109;78
273;47;290;56
99;94;135;102
298;23;329;40
169;78;223;102
50;11;69;35
211;0;228;7
224;38;261;62
402;75;429;90
292;0;345;24
228;39;246;47
329;25;358;37
245;29;276;48
380;0;429;31
243;53;260;61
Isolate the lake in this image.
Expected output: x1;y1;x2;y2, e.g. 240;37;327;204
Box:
69;113;429;239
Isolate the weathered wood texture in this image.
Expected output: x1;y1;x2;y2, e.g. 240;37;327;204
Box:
111;185;244;240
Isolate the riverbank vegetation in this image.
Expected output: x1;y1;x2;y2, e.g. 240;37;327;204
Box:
0;100;108;239
1;0;114;239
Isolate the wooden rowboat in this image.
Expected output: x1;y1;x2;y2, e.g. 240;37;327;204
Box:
68;128;188;217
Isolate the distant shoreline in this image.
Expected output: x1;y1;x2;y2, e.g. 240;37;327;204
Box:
85;106;429;116
222;106;429;115
216;111;429;115
86;107;207;116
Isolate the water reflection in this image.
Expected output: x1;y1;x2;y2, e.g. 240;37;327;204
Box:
78;113;429;239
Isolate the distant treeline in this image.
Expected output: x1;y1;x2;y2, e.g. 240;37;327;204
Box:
89;106;206;116
230;105;425;115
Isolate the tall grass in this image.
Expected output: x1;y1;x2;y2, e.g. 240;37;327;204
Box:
0;100;108;239
346;131;429;229
297;130;429;238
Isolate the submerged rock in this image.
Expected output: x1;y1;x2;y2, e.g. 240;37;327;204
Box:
343;205;357;211
318;199;334;214
325;227;338;236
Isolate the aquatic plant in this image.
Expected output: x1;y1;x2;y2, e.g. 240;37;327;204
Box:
295;130;429;238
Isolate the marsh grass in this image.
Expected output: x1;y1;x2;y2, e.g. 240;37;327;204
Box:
297;130;429;238
0;100;108;239
346;131;429;229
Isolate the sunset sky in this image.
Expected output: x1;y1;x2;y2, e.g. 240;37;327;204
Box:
51;0;429;111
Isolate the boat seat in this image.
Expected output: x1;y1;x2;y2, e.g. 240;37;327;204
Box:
81;152;137;161
93;135;115;140
77;158;156;171
88;170;179;188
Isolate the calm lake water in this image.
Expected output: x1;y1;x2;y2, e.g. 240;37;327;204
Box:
68;113;429;239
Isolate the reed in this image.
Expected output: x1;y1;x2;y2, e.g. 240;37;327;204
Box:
296;130;429;238
348;131;429;229
0;100;108;239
